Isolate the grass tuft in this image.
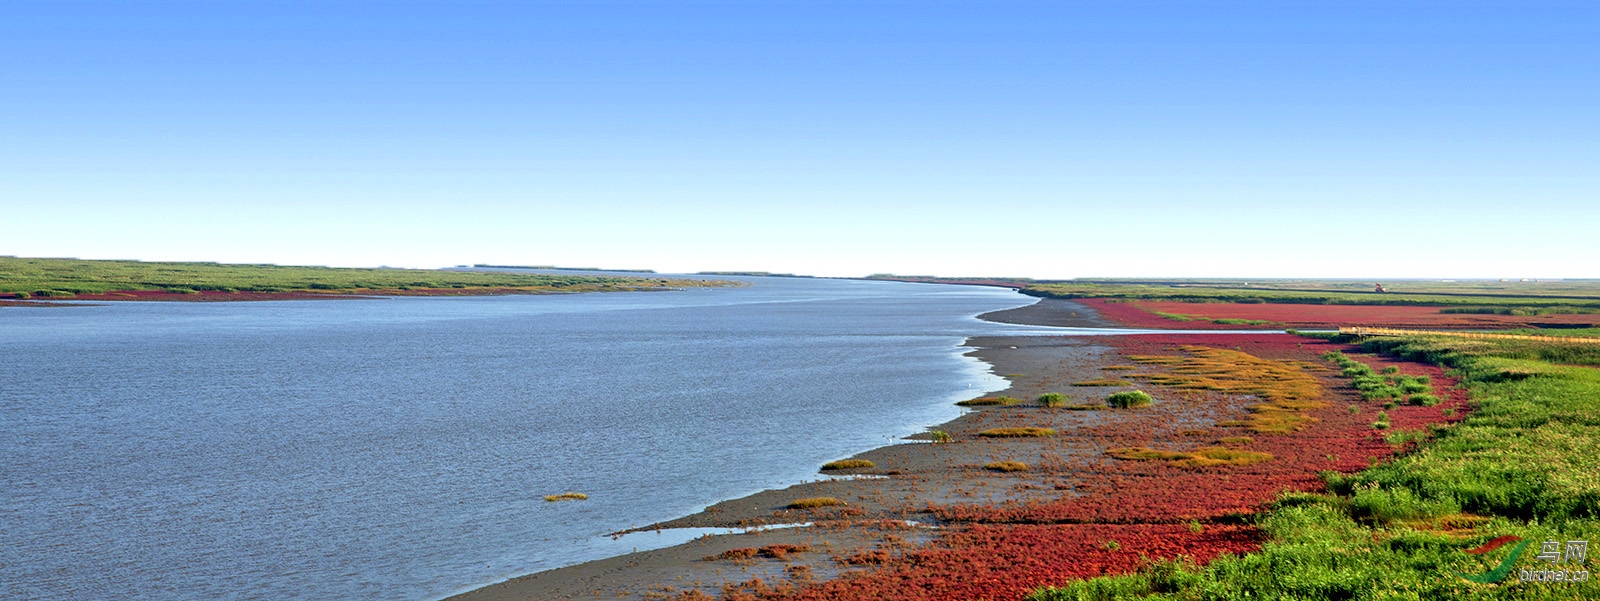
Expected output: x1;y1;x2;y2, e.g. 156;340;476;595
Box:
786;497;844;510
820;459;875;471
1106;390;1154;408
1108;446;1274;468
983;460;1029;472
956;396;1023;407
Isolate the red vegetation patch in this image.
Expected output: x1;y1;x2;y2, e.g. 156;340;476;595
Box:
776;524;1257;601
729;334;1468;601
1082;298;1596;330
1074;299;1260;330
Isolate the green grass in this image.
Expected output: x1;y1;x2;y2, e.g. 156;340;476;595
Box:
1493;327;1600;338
1037;392;1069;407
1029;334;1600;600
1106;390;1154;408
0;256;728;297
1028;495;1600;600
1024;280;1600;308
1441;306;1600;316
1210;318;1273;326
1150;310;1198;322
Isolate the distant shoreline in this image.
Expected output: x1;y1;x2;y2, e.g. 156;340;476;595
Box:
0;256;734;307
3;286;691;306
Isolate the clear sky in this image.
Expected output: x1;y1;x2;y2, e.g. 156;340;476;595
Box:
3;1;1596;278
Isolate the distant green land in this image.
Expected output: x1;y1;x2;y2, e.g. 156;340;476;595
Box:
1022;279;1600;308
0;257;728;299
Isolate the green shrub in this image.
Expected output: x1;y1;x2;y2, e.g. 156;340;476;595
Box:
1360;386;1401;401
1397;378;1430;394
1106;390;1154;408
1036;392;1067;407
1407;393;1441;406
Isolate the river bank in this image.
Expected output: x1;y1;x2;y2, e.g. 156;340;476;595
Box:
445;299;1119;600
441;295;1472;601
447;298;1460;601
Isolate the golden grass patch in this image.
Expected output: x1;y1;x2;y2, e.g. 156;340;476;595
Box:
977;427;1057;438
1127;345;1325;434
821;459;876;470
1107;446;1274;468
1218;436;1254;446
1102;365;1138;371
1073;379;1131;386
787;497;845;510
983;460;1029;472
956;396;1023;407
1063;403;1105;411
544;492;588;502
1402;513;1491;537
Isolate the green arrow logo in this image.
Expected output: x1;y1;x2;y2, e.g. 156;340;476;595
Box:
1456;536;1528;584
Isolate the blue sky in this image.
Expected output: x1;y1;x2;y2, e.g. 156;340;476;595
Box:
3;1;1596;278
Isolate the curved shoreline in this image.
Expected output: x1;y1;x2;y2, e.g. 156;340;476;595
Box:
443;298;1113;601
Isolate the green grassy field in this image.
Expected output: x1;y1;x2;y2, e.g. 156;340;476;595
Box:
1024;280;1600;309
1029;334;1600;600
0;256;726;298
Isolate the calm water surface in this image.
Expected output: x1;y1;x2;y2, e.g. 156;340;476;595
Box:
1;277;1065;601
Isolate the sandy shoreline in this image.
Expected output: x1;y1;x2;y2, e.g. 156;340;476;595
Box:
445;299;1124;601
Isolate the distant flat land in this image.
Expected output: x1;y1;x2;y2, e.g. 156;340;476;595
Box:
0;257;730;302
